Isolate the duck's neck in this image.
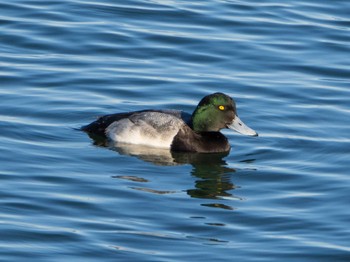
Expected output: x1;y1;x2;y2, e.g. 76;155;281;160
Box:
190;107;212;132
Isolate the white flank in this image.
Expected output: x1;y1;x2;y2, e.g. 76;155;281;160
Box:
105;112;184;149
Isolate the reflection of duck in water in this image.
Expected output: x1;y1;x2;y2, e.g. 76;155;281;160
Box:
111;142;238;204
184;152;241;210
86;131;255;210
82;93;257;153
99;140;246;210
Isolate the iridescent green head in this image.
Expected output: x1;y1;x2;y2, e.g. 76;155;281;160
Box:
191;92;257;136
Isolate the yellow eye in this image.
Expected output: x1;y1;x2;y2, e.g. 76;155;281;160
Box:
218;105;225;111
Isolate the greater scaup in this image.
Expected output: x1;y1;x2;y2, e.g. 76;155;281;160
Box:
82;92;257;153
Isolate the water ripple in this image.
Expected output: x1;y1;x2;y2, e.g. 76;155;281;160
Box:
1;0;350;261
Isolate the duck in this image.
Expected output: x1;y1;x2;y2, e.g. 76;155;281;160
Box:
82;92;258;153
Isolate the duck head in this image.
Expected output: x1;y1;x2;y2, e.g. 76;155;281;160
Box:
191;92;258;136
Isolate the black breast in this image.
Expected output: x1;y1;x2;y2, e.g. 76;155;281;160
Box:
171;125;230;153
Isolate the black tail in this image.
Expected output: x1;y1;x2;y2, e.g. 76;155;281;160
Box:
81;111;141;137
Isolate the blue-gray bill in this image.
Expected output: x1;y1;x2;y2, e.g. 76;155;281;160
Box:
228;115;258;136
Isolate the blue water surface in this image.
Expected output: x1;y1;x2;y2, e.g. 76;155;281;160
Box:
1;0;350;261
